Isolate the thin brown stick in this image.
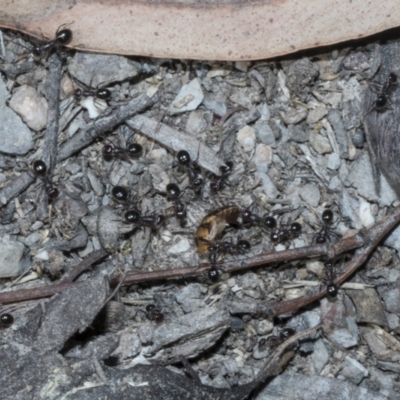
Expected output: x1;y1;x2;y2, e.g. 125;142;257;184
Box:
0;205;398;308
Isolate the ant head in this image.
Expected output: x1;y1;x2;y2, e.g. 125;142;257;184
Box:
263;216;277;230
220;161;233;175
166;183;181;198
0;313;14;328
290;222;302;234
127;143;142;157
389;72;398;84
376;94;388;110
208;267;220;283
321;209;334;224
47;187;59;201
327;283;338;299
56;29;73;45
97;88;112;100
74;88;83;98
125;209;140;224
32;160;47;176
111;186;129;202
177;150;191;165
237;239;251;252
32;46;42;57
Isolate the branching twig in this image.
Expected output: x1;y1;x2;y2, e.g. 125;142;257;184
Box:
0;205;399;310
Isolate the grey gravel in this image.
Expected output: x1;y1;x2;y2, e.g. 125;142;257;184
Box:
339;356;369;385
0;236;27;278
0;77;33;155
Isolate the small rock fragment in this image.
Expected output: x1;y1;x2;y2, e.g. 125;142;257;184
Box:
168;78;204;114
0;237;27;278
168;238;191;254
237;125;256;152
282;106;308;125
309;132;332;154
339;356;368;385
253;144;273;173
299;183;321;208
0;79;33;155
9;85;48;131
327;152;341;170
311;339;332;374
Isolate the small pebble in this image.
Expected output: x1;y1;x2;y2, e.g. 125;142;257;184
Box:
168;238;191;254
307;105;328;124
0;237;27;278
9;85;48;131
282;106;308;125
253;144;273;173
327;153;341;170
237;125;256;152
339;356;368;385
299;183;321;208
359;198;375;228
309;132;332;154
0;79;33;155
168;78;204;114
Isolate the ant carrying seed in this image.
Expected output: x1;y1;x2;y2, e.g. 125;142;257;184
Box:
367;72;397;113
166;183;187;222
32;160;59;201
32;25;73;57
0;313;14;328
176;149;204;195
210;161;234;193
314;209;339;244
270;222;302;245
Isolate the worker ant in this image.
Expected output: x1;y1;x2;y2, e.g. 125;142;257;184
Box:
124;209;165;230
176;149;203;195
367;72;397;113
166;183;187;223
322;260;339;300
102;141;143;162
210;161;234;193
32;25;73;57
241;208;277;231
270;222;302;245
314;209;339;244
32;160;59;202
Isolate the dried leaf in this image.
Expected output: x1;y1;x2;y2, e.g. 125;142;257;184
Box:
0;0;399;60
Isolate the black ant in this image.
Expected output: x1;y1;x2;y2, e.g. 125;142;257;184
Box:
103;142;143;161
270;222;302;245
314;209;339;244
111;185;130;203
166;183;187;222
32;25;72;57
368;72;397;113
74;84;112;103
260;328;296;348
146;304;164;323
0;313;14;328
124;209;164;230
176;149;203;194
323;261;339;299
32;160;59;202
207;238;251;265
210;162;234;193
241;208;277;231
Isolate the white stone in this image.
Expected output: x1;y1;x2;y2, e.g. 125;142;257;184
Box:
253;144;273;173
168;78;204;115
237;125;256;152
234;61;251;72
359;198;375;228
207;65;233;77
327;152;341;170
9;85;48;131
0;238;26;278
168;238;191;254
80;97;107;119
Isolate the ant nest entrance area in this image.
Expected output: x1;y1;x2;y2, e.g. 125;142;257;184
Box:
0;27;400;399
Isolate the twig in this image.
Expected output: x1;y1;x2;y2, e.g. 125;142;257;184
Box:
60;248;109;283
57;93;157;162
0;205;399;308
42;52;62;174
127;115;223;175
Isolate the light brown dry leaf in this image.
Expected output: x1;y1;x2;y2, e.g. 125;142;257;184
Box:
0;0;399;61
